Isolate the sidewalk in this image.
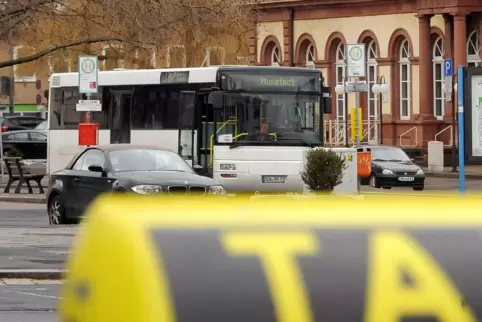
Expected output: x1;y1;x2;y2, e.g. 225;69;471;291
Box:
0;193;46;203
0;176;47;203
424;165;482;179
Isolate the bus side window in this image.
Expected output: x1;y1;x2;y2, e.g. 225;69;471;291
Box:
49;87;107;130
49;88;62;129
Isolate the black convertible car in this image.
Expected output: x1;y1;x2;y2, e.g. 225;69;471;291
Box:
47;144;226;225
358;145;425;191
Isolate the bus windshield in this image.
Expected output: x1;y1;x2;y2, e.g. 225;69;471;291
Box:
221;92;321;145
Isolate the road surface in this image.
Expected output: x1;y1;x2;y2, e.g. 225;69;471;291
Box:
0;177;480;321
0;282;59;322
0;203;75;270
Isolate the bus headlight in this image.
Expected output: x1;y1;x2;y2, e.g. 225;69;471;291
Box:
209;186;226;195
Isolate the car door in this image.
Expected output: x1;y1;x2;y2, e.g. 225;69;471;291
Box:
1;133;15;155
12;132;31;158
28;132;47;159
58;152;87;217
72;149;115;216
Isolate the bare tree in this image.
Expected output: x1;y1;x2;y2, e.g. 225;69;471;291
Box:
0;0;256;68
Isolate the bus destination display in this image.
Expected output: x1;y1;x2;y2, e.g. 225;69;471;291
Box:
222;73;320;92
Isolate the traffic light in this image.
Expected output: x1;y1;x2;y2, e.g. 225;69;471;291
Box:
0;76;11;96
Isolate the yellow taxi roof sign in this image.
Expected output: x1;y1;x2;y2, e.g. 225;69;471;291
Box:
59;194;482;322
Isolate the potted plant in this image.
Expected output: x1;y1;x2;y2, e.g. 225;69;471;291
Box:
300;148;347;193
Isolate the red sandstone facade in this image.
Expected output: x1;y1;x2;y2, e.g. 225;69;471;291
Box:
248;0;482;148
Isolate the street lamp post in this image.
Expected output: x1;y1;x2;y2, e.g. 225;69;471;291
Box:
371;76;390;144
451;79;458;172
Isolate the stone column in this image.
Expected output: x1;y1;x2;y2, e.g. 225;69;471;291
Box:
418;14;434;119
453;13;467;69
281;9;293;66
479;15;482;60
453;13;467;109
248;22;258;65
443;14;454;121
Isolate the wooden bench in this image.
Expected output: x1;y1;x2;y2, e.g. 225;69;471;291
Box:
3;157;45;194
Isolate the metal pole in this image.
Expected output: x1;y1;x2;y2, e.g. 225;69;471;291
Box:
0;130;3;184
344;91;349;147
457;66;465;194
355;78;360;146
451;73;457;172
86;94;91;123
353;77;361;193
8;29;14;115
379;92;383;144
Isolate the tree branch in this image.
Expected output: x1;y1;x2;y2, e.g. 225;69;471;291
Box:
0;0;56;21
0;36;125;68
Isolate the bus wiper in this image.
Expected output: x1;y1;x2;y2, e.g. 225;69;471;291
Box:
276;137;317;147
229;138;318;149
229;141;275;149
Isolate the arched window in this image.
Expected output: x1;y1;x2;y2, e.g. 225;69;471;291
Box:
467;30;481;66
335;42;346;121
271;45;281;66
366;40;378;131
306;43;315;67
432;37;444;119
399;39;411;120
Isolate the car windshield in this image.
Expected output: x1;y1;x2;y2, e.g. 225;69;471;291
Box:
108;149;194;172
371;147;411;161
35;120;47;130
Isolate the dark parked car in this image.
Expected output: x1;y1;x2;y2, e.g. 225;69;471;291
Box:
0;116;45;132
1;129;47;159
47;145;226;225
358;145;425;191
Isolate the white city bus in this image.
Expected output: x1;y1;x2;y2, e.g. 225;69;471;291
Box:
46;66;356;193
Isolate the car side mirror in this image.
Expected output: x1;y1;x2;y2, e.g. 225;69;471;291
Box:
410;158;415;163
88;164;107;176
192;164;203;175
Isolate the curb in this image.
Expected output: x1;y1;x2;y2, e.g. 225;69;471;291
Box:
363;192;454;197
0;269;66;280
0;196;46;204
425;172;482;179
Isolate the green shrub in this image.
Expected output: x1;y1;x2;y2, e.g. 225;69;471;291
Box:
301;148;347;192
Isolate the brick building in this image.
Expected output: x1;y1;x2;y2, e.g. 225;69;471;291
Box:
248;0;482;148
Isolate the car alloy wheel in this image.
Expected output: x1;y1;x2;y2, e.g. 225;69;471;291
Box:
369;174;380;189
49;196;62;225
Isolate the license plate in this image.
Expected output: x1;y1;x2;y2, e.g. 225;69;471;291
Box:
261;175;287;183
398;176;415;182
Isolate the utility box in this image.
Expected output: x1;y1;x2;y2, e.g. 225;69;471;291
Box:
428;141;444;172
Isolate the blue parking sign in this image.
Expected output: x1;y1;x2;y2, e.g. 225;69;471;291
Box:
444;59;453;77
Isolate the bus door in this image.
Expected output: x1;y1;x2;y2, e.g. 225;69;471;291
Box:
197;91;212;175
177;91;196;167
109;90;133;144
